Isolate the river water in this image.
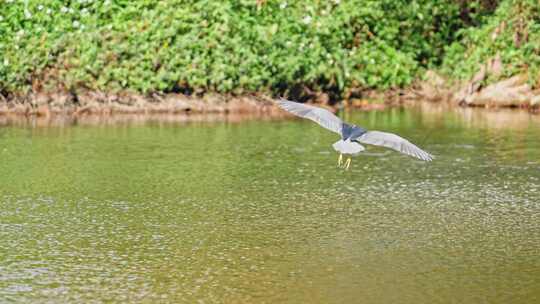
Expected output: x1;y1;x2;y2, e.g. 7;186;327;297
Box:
1;105;539;303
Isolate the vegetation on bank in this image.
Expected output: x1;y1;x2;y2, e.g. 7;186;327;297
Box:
0;0;538;101
441;0;540;87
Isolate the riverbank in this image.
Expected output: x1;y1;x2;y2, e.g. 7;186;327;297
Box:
0;92;276;116
414;72;540;111
1;79;538;120
0;88;410;118
1;93;538;128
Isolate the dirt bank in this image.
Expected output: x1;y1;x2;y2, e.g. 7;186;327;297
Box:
1;76;537;122
0;88;407;119
0;91;279;116
414;70;540;112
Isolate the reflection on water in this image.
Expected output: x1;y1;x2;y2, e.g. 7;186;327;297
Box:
0;111;284;128
417;102;540;130
0;106;539;303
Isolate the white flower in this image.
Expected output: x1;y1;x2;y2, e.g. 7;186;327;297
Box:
333;0;340;4
81;8;88;15
3;59;8;66
0;16;3;22
285;41;292;47
69;8;74;14
61;6;69;13
24;10;32;19
46;8;52;15
73;20;80;28
37;5;44;11
104;0;111;5
279;2;287;9
302;15;312;24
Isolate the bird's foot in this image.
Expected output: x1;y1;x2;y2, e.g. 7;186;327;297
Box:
337;154;343;167
344;157;351;170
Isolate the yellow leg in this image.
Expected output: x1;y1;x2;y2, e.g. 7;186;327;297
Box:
338;153;343;167
344;157;352;170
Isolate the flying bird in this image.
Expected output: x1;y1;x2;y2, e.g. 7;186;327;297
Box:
277;98;433;169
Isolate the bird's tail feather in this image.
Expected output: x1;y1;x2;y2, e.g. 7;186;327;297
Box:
332;140;364;155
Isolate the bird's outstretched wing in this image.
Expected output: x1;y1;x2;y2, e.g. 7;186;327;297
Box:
356;131;433;161
277;98;343;135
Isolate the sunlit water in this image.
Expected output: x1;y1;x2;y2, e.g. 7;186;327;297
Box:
1;106;539;303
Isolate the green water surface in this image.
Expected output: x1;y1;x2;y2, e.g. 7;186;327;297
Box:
1;107;539;303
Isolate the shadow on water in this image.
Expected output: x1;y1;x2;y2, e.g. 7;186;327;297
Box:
0;104;539;303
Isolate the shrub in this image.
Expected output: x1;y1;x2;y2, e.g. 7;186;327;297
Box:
0;0;471;97
441;0;540;87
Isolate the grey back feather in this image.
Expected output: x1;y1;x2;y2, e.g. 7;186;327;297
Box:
356;131;433;161
277;98;343;135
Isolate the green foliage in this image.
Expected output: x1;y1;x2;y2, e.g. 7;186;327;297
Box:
441;0;540;86
0;0;466;96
